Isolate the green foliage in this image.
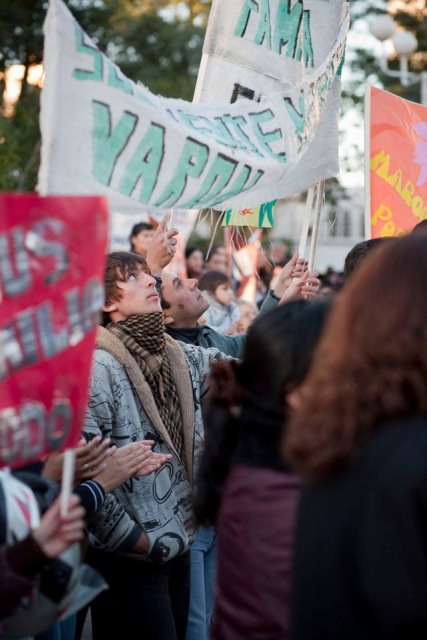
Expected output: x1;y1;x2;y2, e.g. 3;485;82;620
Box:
0;90;41;191
0;0;209;191
111;12;205;100
0;1;47;70
2;0;424;196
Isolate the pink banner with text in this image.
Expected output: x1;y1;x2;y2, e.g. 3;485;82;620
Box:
0;194;109;468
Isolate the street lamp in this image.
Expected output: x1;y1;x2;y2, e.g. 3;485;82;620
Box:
369;14;427;105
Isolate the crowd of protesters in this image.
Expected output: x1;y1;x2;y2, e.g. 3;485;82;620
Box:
2;215;427;640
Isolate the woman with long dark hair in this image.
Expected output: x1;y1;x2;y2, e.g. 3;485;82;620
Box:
195;299;331;640
285;234;427;640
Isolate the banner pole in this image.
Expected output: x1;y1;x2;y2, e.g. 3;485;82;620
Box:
298;187;315;259
60;449;76;516
168;209;175;230
364;84;372;239
308;181;325;273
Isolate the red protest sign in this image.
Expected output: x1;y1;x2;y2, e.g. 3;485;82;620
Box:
0;194;109;469
367;86;427;238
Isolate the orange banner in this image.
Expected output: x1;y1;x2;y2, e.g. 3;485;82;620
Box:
369;86;427;238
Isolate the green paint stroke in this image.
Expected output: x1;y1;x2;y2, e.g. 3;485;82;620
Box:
73;24;103;81
154;138;209;208
107;60;133;95
283;93;304;137
234;0;314;66
255;0;272;48
259;199;276;227
211;165;264;207
248;109;287;163
92;102;137;186
181;154;238;208
119;123;165;203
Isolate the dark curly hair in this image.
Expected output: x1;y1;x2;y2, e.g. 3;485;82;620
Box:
285;235;427;479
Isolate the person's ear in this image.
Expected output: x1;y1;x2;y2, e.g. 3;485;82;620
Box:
102;301;118;314
286;388;302;410
163;310;175;326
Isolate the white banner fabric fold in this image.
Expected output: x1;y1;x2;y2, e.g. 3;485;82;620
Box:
194;0;349;199
38;0;349;213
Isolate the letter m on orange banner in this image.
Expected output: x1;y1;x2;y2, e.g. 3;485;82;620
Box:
365;85;427;239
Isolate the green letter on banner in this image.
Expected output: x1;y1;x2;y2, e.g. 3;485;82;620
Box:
181;154;238;208
73;24;103;81
254;0;272;48
234;0;259;38
119;123;165;203
248;109;287;163
92;102;137;185
155;138;209;208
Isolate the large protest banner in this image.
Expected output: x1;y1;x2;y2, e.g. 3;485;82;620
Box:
195;0;349;200
0;195;109;468
38;0;348;214
366;86;427;238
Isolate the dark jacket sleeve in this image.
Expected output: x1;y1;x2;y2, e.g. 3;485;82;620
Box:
74;480;106;519
0;535;50;619
259;290;279;314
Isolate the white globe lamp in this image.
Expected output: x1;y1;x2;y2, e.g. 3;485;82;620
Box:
391;31;418;57
369;15;395;41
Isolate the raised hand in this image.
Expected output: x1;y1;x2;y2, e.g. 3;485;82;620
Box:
278;270;320;304
146;212;179;276
271;252;308;298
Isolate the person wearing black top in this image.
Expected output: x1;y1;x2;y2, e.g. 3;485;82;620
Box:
286;235;427;640
194;300;331;640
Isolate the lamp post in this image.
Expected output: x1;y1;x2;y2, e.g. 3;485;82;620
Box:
369;14;427;106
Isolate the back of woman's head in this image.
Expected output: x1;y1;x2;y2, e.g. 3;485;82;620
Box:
194;299;331;526
209;299;331;416
285;234;427;479
240;299;332;409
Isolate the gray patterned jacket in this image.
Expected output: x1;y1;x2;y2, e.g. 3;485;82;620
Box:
83;326;226;564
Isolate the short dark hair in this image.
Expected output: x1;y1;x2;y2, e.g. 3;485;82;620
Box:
185;246;203;260
344;238;391;280
204;245;225;264
411;219;427;236
130;222;154;238
199;270;230;293
102;252;149;326
129;222;154;249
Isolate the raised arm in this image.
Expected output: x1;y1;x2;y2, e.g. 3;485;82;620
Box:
146;212;179;278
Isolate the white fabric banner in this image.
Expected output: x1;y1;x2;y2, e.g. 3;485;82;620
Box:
195;0;349;199
38;0;349;213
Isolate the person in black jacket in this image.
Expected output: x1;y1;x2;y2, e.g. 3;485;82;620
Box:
285;234;427;640
194;300;331;640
